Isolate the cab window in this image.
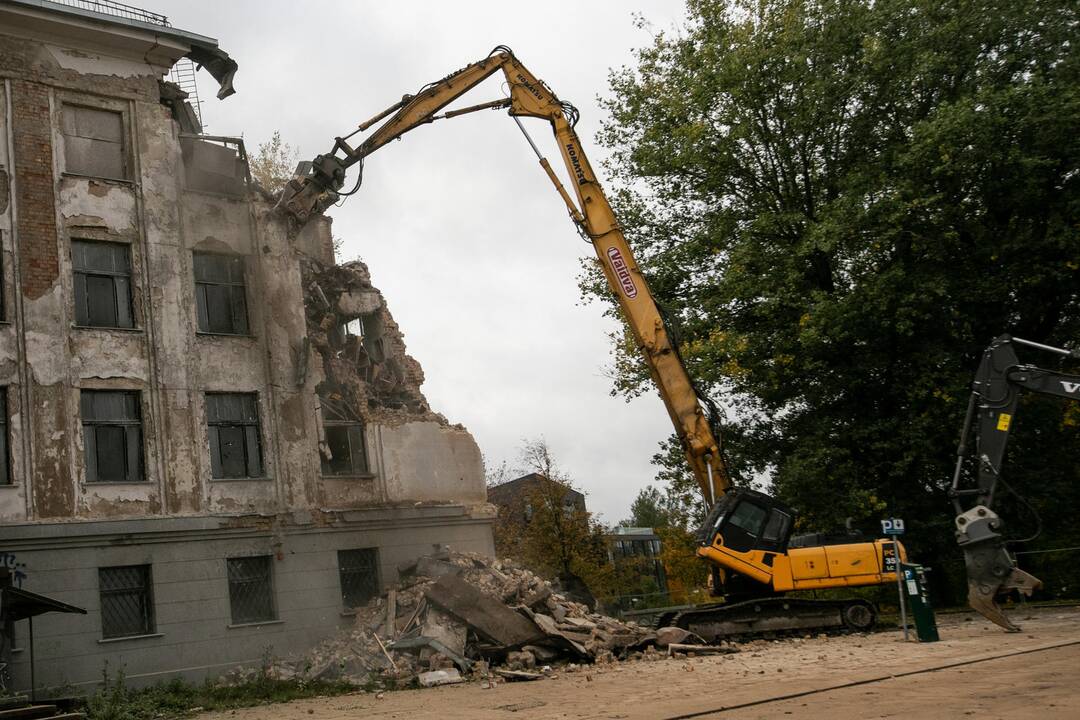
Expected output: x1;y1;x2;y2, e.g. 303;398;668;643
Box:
728;500;767;536
762;509;792;543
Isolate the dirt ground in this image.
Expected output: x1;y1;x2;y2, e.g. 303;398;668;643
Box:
199;605;1080;720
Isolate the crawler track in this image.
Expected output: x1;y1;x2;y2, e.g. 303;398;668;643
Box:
657;597;877;640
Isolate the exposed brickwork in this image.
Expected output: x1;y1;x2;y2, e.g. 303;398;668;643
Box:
11;79;59;300
29;382;75;518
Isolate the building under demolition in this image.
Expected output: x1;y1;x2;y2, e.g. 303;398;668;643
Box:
0;0;493;694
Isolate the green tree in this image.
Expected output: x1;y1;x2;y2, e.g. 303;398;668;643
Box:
591;0;1080;602
249;130;299;194
621;485;672;528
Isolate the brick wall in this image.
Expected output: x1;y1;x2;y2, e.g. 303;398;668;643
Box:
11;79;58;300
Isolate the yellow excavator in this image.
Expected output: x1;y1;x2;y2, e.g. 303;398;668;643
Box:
279;46;906;638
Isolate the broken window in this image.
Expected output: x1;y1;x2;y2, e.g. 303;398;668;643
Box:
193;252;249;335
72;240;134;328
62;105;127;180
338;548;378;609
99;564;155;639
82;390;143;483
320;399;368;476
0;388;8;486
227;556;275;624
206;393;263;479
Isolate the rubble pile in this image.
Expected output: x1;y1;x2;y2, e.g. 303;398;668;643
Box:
239;551;727;689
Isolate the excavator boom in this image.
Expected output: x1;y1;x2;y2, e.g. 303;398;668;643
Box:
950;334;1080;630
278;47;730;506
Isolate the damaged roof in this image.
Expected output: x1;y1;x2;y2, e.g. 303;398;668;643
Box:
2;0;238;97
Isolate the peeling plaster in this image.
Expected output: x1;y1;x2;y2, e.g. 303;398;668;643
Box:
24;285;68;386
45;44;157;78
59;178;136;231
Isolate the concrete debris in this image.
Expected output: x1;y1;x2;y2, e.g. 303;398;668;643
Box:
425;573;547;647
302;258;450;427
220;550;728;691
654;626;707;648
418;668;464;687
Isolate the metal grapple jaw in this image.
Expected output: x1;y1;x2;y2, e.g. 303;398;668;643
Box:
275;158;344;223
956;506;1042;631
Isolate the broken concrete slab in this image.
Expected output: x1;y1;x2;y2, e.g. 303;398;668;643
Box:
418;668;464;687
654;626;707;648
416;555;464;579
425;574;546;647
421;606;467;656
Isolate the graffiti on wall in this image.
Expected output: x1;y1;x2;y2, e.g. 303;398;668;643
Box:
0;553;27;587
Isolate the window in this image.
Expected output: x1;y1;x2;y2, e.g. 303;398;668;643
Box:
72;240;134;328
762;509;792;543
99;565;154;639
193;253;248;335
320;400;368;476
727;500;768;536
206;393;263;479
338;548;378;609
227;556;275;624
62;105;126;179
0;388;9;486
82;390;143;483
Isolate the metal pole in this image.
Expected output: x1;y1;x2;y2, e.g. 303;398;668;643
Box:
28;615;34;702
894;541;909;641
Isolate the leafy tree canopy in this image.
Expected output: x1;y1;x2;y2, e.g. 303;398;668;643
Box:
596;0;1080;601
249;130;299;195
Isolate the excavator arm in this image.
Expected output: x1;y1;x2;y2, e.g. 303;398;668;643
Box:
950;334;1080;630
278;47;730;505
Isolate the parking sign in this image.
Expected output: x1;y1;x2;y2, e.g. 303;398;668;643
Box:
882;518;905;536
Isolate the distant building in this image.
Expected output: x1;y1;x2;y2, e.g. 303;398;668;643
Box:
606;526;668;603
487;473;586;525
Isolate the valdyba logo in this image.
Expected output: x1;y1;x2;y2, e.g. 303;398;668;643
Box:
607;247;638;299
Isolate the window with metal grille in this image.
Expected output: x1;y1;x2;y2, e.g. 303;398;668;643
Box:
338;548;379;609
0;388;9;486
320;400;368;476
206;393;263;479
62;105;127;180
193;253;249;335
82;390;143;483
226;556;275;624
99;564;154;639
72;240;134;328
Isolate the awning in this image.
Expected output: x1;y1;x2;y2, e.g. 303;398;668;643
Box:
0;586;86;622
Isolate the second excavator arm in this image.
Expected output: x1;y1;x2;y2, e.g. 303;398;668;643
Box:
950;333;1080;630
278;47;730;505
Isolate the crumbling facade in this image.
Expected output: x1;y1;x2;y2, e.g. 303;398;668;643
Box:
0;0;492;693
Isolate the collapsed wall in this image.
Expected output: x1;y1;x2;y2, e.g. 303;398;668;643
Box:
302;258;442;425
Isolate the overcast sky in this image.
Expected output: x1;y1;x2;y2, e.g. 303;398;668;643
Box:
153;0;690;523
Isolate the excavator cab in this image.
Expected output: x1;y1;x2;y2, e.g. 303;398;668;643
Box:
697;488;795;556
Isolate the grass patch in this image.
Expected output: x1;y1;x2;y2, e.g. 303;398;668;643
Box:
84;666;362;720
